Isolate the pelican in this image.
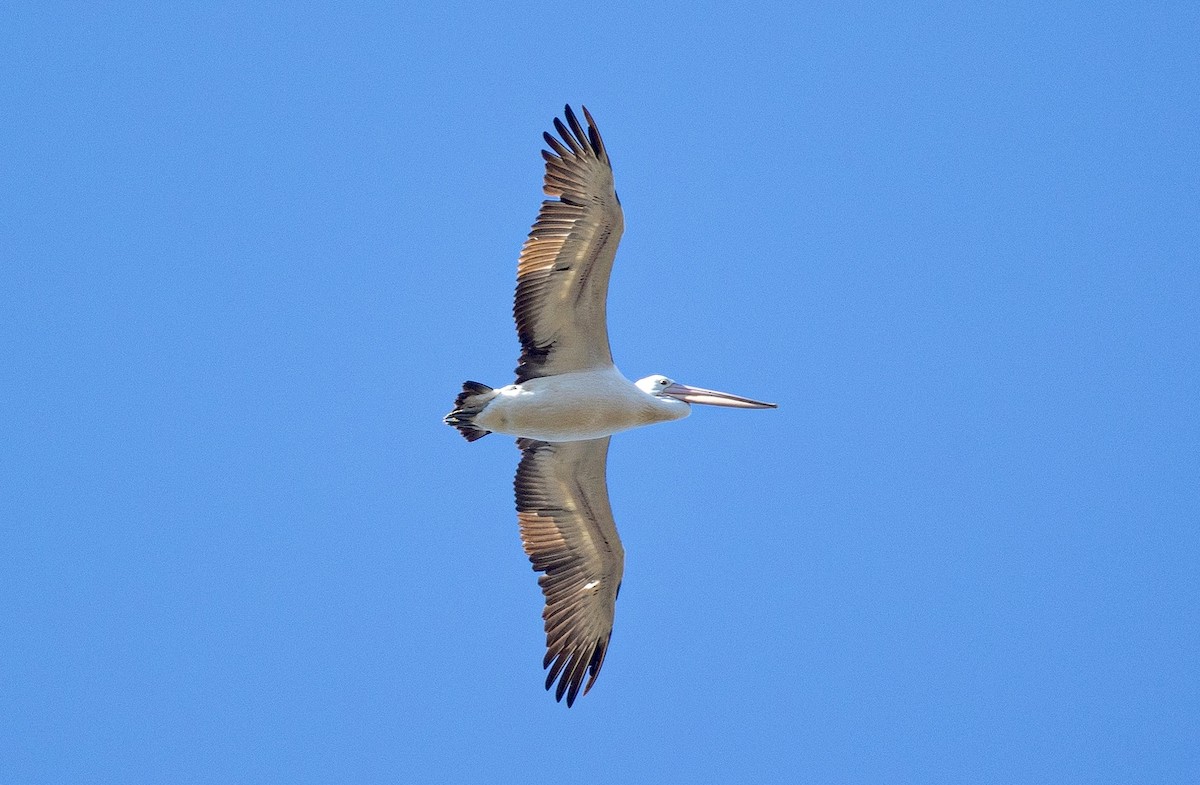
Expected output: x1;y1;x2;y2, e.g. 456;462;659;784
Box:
444;106;776;706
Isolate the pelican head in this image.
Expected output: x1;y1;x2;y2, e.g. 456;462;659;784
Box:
636;375;778;410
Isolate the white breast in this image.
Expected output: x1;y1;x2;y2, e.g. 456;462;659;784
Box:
475;368;686;442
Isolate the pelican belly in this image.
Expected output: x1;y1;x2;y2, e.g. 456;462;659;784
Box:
474;368;682;441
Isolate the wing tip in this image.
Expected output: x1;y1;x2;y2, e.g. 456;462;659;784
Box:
542;635;611;708
544;104;607;162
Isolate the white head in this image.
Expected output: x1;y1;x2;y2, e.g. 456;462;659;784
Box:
636;375;777;410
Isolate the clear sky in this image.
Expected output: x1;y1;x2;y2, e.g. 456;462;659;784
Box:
4;2;1198;783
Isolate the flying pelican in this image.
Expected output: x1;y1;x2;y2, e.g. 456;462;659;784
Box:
444;106;776;706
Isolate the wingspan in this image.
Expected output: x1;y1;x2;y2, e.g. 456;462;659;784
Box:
514;437;624;706
514;106;625;383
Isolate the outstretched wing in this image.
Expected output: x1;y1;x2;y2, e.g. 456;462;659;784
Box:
514;437;624;706
514;105;624;383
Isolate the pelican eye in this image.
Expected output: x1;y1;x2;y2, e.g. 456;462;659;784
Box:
659;379;669;386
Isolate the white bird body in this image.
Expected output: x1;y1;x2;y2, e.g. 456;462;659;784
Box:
444;106;775;706
474;368;687;442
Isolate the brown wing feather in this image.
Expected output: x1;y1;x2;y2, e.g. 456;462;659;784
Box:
514;437;624;707
514;106;625;383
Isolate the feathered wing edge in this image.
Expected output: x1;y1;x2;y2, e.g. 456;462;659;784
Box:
513;105;624;383
514;437;624;706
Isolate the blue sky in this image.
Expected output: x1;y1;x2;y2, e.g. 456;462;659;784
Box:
3;2;1198;783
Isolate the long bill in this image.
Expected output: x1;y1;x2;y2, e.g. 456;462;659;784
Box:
662;383;777;409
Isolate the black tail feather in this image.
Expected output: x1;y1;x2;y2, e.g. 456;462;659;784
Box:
444;381;496;441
